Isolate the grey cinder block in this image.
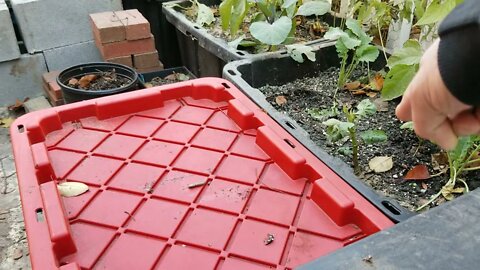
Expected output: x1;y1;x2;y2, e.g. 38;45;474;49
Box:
43;41;102;71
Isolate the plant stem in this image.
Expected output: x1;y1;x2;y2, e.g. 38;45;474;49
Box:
377;21;388;63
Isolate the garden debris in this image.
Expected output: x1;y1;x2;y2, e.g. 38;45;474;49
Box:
188;181;206;189
431;152;448;170
264;233;275;245
275;95;287;106
421;182;428;190
144;182;154;194
369;73;384;91
0;117;14;128
373;98;389;112
145;72;190;88
369;156;393;173
8;98;29;111
57;182;89;197
345;81;361;91
12;248;23;260
68;69;132;91
78;74;98;88
404;164;431;181
441;183;465;201
362;254;373;264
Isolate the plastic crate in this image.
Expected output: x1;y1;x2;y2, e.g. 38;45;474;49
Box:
11;78;393;269
223;43;414;223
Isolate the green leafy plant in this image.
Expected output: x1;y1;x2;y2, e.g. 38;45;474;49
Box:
322;99;387;174
175;0;215;26
417;135;480;211
324;18;380;89
381;39;422;100
219;0;249;36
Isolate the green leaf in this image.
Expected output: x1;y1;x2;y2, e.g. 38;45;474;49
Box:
400;121;414;131
322;119;354;142
360;130;388;144
296;0;331;17
324;27;346;40
356;45;379;63
219;0;234;30
335;38;348;55
196;3;215;26
382;64;418;100
228;35;246;49
230;0;248;35
449;136;475;169
307;107;338;121
355;99;376;118
282;0;298;9
250;16;292;45
285;1;297;18
340;34;361;50
413;0;425;20
387;40;422;68
337;146;353;156
416;0;456;26
345;18;370;44
286;44;316;63
256;0;273;18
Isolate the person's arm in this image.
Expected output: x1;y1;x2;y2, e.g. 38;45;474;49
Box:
437;0;480;105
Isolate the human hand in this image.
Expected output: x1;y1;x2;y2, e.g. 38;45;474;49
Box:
395;39;475;150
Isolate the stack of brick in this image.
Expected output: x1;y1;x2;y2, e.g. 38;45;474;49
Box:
90;9;163;73
42;71;64;106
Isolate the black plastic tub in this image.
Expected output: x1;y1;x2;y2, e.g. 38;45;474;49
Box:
57;62;139;104
122;0;181;68
139;66;196;87
223;42;414;223
162;0;337;77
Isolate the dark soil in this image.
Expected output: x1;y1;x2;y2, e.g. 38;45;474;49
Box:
259;67;480;211
68;69;132;91
145;73;191;87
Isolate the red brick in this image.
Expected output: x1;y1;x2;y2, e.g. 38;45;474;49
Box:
42;71;60;84
133;50;159;69
48;81;63;99
90;12;126;44
115;9;151;40
106;55;133;67
97;35;155;59
135;62;164;74
43;84;64;106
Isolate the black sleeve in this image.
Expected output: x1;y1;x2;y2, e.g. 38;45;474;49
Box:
437;0;480;106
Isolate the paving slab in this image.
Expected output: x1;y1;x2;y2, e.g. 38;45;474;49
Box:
0;0;20;62
43;41;102;71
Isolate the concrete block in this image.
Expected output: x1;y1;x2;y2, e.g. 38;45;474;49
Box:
133;50;159;69
43;41;102;71
23;96;51;112
11;0;123;53
0;0;20;61
0;53;47;106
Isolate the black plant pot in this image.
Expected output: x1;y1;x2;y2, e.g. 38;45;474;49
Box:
57;62;139;104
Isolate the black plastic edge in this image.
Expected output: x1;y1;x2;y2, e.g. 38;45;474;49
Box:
139;66;197;85
222;43;415;223
162;0;333;63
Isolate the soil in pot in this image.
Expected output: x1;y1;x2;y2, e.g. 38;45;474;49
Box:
258;67;480;211
67;69;132;91
144;72;191;87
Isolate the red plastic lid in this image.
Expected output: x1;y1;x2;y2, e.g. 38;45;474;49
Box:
11;78;393;269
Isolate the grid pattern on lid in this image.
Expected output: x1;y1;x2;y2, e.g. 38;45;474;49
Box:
43;97;366;269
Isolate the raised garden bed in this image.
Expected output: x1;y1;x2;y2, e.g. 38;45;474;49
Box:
223;42;480;214
163;0;337;77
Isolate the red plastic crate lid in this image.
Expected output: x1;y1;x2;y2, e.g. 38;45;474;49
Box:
10;78;393;269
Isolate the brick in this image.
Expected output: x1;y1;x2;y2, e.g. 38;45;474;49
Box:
133;50;159;69
43;84;64;106
115;9;151;40
97;35;155;59
0;53;47;105
11;0;123;53
106;55;133;67
48;82;63;99
135;62;164;74
42;71;62;99
0;0;20;61
43;41;102;71
90;11;126;44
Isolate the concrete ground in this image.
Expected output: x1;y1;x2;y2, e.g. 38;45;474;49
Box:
0;106;31;270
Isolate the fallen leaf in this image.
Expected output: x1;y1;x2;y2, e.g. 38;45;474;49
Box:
0;117;15;128
351;90;366;95
275;95;287;106
144;83;153;88
8;97;29;111
68;78;79;86
431;152;448;169
373;98;388;112
404;164;431;180
12;248;23;260
369;156;393;173
345;81;361;91
365;91;378;98
421;182;428;190
441;183;465;201
78;74;97;88
369;73;384;90
164;73;177;81
57;182;89;197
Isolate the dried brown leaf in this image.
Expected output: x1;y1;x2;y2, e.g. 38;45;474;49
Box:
275;95;287;106
369;73;384;91
404;164;431;181
365;91;378;98
0;117;14;128
421;182;428;190
431;152;448;169
345;81;361;91
78;74;97;88
8;97;29;111
68;78;79;86
369;156;393;173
